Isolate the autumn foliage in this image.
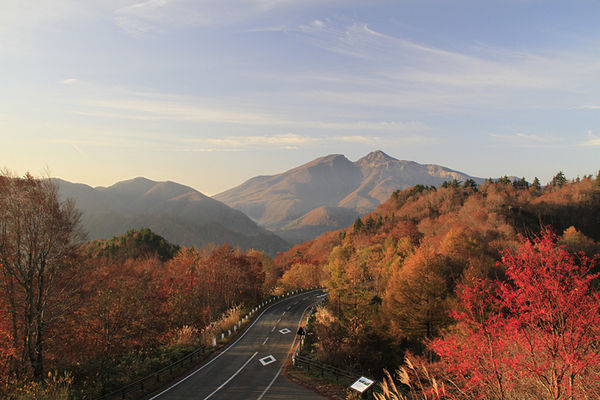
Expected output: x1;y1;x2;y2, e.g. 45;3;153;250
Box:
2;170;599;398
432;230;600;399
277;174;600;389
0;172;273;398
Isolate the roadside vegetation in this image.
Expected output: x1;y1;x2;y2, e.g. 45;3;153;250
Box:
0;171;284;399
2;170;599;399
276;172;600;399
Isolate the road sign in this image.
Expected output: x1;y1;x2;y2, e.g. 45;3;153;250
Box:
350;376;374;393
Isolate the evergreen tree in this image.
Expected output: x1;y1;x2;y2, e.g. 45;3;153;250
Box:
463;178;478;190
353;217;364;233
512;177;529;189
532;177;541;190
551;171;568;188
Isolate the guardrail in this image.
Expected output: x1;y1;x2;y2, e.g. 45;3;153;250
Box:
291;297;360;384
95;287;322;400
97;348;203;400
292;354;357;383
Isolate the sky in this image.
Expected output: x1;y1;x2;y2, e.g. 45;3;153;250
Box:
1;0;598;195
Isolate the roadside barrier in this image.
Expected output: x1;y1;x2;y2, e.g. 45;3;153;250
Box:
290;295;376;394
95;287;322;400
292;354;357;383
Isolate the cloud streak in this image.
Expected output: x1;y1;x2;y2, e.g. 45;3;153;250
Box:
584;130;600;146
489;132;564;147
184;132;433;151
341;21;593;88
69;89;427;134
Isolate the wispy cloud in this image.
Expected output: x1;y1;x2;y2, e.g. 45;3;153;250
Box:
68;89;427;134
184;132;433;151
59;78;79;85
299;20;600;92
49;129;433;153
113;0;341;34
584;130;600;146
490;132;563;147
80;98;280;125
492;130;600;148
187;133;317;151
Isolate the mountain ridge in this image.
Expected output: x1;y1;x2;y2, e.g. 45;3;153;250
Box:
54;177;289;255
215;151;484;242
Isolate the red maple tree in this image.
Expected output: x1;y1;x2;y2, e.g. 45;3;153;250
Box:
432;229;600;400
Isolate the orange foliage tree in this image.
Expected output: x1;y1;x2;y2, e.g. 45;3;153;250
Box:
0;173;84;380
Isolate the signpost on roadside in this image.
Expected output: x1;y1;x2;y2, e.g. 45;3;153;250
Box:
350;376;375;397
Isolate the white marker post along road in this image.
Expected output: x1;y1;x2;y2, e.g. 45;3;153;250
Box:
148;289;326;400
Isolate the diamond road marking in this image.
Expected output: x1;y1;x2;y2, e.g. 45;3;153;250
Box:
259;355;276;366
279;328;291;334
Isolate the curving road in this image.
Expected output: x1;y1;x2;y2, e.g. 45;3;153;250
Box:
147;290;326;400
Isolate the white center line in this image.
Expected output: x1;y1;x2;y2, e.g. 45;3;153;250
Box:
282;311;286;315
203;352;258;400
256;301;318;400
262;337;269;345
271;326;276;332
146;289;322;400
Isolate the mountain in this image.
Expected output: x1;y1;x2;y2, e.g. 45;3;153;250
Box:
214;151;483;243
54;177;289;255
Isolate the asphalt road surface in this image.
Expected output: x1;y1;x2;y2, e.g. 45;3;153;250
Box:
148;290;327;400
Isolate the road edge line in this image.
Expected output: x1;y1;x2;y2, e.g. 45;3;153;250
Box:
147;289;321;400
256;298;323;400
202;352;258;400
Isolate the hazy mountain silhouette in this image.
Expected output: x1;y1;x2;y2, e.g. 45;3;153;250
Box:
54;177;289;255
215;151;483;242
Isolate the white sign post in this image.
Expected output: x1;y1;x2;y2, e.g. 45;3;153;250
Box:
350;376;374;394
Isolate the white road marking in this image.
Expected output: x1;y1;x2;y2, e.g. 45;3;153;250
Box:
202;352;258;400
282;311;286;315
256;301;317;400
279;328;291;334
259;355;276;366
147;289;322;400
271;326;276;332
262;337;269;345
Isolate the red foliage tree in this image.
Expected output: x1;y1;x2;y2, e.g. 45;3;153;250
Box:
432;230;600;399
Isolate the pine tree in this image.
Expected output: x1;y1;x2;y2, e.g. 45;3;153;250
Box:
551;171;567;187
353;217;364;233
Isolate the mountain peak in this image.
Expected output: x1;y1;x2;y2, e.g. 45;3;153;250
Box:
104;177;157;194
309;153;349;165
358;150;396;164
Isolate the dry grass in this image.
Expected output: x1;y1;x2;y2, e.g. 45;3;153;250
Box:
200;305;243;345
373;356;446;400
168;325;199;347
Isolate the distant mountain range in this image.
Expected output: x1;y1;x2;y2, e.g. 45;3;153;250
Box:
55;151;484;251
215;151;483;243
54;177;289;255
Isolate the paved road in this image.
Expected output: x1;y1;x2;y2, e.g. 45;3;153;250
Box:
148;290;327;400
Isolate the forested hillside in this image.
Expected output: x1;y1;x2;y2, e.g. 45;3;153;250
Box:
0;173;283;399
2;171;599;399
276;172;600;398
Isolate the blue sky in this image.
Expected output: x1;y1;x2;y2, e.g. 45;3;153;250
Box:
1;0;598;194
